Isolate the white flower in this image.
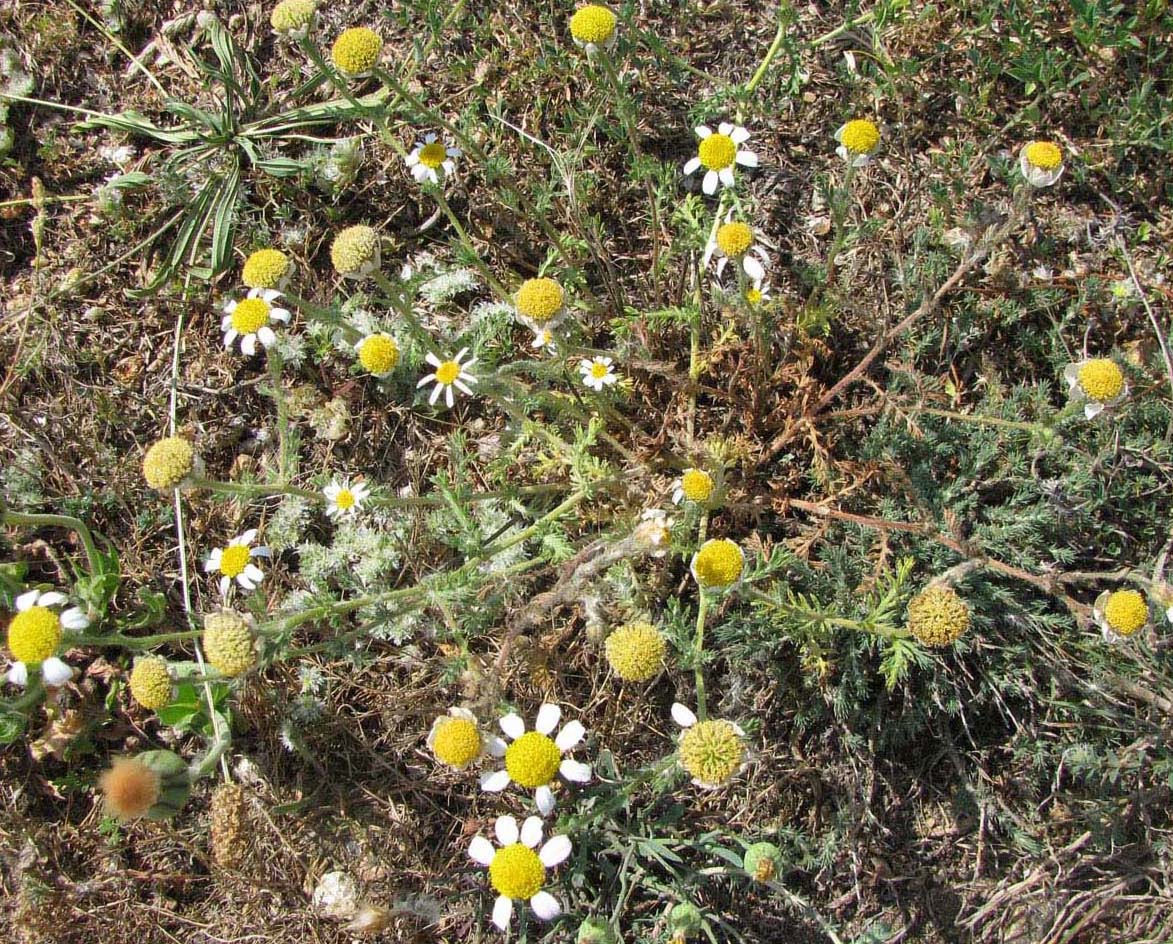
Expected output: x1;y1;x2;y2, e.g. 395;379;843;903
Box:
531;326;558;354
323;479;370;519
579;356;618;392
4;589;87;688
405;133;461;185
704;212;770;284
479;703;591;816
682;123;758;196
1063;358;1128;420
745;279;772;305
468;814;572;930
417;348;478;409
204;529;272;597
221;288;292;356
1018;141;1065;188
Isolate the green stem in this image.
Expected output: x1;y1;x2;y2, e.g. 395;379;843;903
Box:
266;347;293;485
3;510;102;577
813;160;857;306
72;628;205;649
432;191;509;298
694;592;710;720
744;4;791;95
370;270;434;347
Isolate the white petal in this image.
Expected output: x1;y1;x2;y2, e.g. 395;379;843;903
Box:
241;333;257;356
38;591;67;607
412;164;428;182
251;546;272;558
735;150;759;167
41;658;73;687
270;308;291;323
718;122;733;136
487;736;507;758
60;607;89;630
6;662;28;686
15;590;38;611
535;703;561;735
559;759;592;783
453;380;473;397
535;785;555;817
257;326;277;348
223;329;238;349
1085;402;1103;419
529;891;560;922
519;815;544;848
417;373;437;388
682;156;701;175
219;576;231;597
538;835;571;867
444;385;455;408
223;299;238;314
236;573;256;591
243;564;265;584
205;549;223;572
469;835;496;866
555;720;584;751
425;352;442;368
495;815;519;846
703;170;718;195
455;347;469;362
239;529;258;544
731;125;751;144
405;151;420;166
480;769;511;792
491;896;514;930
695;125;712;139
719;167;736;188
424;132;437;144
428;383;443;406
672;702;698;727
500;713;526;740
744;255;766;283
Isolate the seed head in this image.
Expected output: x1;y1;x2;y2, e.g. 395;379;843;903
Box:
242;248;290;289
690;538;744;590
604;621;666;681
679;719;744;786
203;611;256;677
330;225;380;277
516;277;565;324
129;656;172;711
838;119;881;155
331;27;382;76
1077;359;1124;402
143;437;196;490
1102;589;1148;637
906;586;970;647
569;5;617;45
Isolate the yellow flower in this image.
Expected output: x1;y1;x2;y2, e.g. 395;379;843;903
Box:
143;436;197;490
836;119;881;159
129;656;172;711
690;538;744;590
480;704;591;815
469;816;572;928
672;703;746;788
715;222;753;257
905;586;970;647
356;333;399;376
604;622;666;681
270;0;317;37
7;606;61;664
330;225;380;278
674;468;715;505
1019;140;1065;187
516;277;565;326
1096;588;1148;642
428;707;484;769
203;611;256;677
506;731;562;788
242;248;290;290
1076;359;1124;402
331;27;382;77
569;5;617;54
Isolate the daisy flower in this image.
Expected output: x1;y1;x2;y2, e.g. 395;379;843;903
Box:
671;702;748;789
703;215;769;284
4;589;87;688
531;326;558;354
405;133;461;185
428;707;492;770
468;814;572;930
1063;357;1128;419
221;288;292;356
323;478;370;519
1019;140;1064;188
682;122;757;196
744;279;771;306
417;348;478;409
204;529;271;597
1093;589;1149;644
580;356;618;392
835;119;881;166
673;468;715;506
480;703;591;816
569;4;618;56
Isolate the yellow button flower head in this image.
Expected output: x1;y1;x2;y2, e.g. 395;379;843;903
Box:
674;468;715;505
1019;140;1064;187
905;586;970;647
604;621;667;681
835;119;881;165
5;589;87;687
242;248;291;290
270;0;317;38
129;656;172;711
355;333;399;376
1063;358;1127;419
516;277;566;327
481;704;591;816
203;610;256;677
427;707;485;769
716;222;753;257
468;815;572;929
569;4;618;55
683;122;758;195
143;436;200;490
690;538;744;591
7;605;61;664
1095;588;1148;643
672;703;747;788
330;224;381;279
331;27;382;77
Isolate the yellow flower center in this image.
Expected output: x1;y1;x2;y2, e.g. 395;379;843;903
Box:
745;288;763;305
432;718;482;768
218;545;251;579
331;225;379;276
698;133;736;171
1103;589;1147;636
418;142;447;169
680;469;714;503
516;278;565;323
241;248;289;289
591;362;609;379
716;221;753;257
435;361;461;385
1077;359;1124;402
604;622;666;681
331;26;382;75
334;489;355;510
505;731;561;788
569;5;616;44
7;606;62;663
840;119;880;155
231;298;270;335
679;720;743;785
1025;141;1062;170
203;613;255;677
129;657;172;711
692;539;743;589
271;0;317;33
358;334;399;375
489;844;546;900
906;587;970;647
143;437;195;490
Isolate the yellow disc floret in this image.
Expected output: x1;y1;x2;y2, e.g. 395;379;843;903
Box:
1077;359;1124;402
1103;589;1147;637
516;278;565;324
569;5;617;45
1024;141;1062;170
591;362;609;379
217;545;251;579
242;248;290;289
203;611;255;677
129;656;172;711
270;0;317;34
604;621;666;681
692;539;744;589
230;298;271;335
745;288;763;305
679;720;744;786
358;334;399;376
698;133;736;171
418;142;447;169
331;225;379;276
680;469;715;503
7;606;62;664
331;27;382;75
906;586;970;647
143;437;196;490
435;361;461;385
489;844;546;900
505;731;561;788
839;119;881;155
432;718;482;768
716;222;753;257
